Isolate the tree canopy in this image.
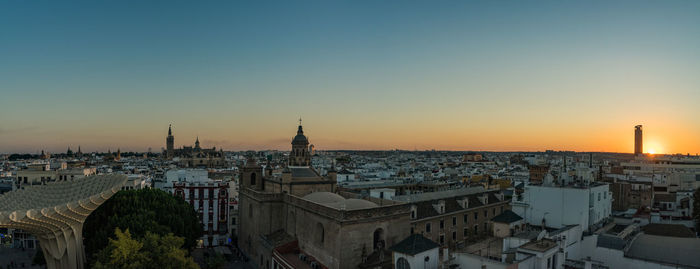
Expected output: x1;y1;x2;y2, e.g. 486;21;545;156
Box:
83;188;203;265
93;228;199;269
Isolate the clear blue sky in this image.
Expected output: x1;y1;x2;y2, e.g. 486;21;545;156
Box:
1;1;699;153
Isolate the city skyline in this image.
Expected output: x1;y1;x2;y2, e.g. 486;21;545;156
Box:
0;122;689;155
1;1;699;153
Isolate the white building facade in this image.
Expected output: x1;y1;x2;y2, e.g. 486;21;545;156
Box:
161;169;230;247
512;183;611;232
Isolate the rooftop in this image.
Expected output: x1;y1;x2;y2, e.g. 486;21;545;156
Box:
389;234;440;256
290;167;321;178
626;234;700;268
392;186;487;202
642;223;695;238
491;210;523;224
301;192;379;210
596;234;626;250
519;239;558;253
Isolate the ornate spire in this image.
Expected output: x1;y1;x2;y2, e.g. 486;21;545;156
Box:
168;124;172;136
297;118;304;135
290;119;311;167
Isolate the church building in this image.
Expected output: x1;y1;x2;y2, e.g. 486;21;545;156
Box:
238;121;412;269
163;124;226;168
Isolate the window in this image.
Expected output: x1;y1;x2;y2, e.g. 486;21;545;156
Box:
474;212;478;221
474;224;478;234
248;204;253;218
598;193;601;201
440;220;444;229
175;189;184;199
373;228;384;250
452;231;456;240
463;214;468;223
439;235;444;245
426;223;431;233
463;228;468;237
397;257;410;269
250;173;256;186
493;208;496;216
604;192;607;199
316;223;325;245
547;257;551;268
452;216;457;226
484;210;487;218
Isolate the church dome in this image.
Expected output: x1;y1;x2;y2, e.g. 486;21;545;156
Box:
292;134;308;144
302;192;379;210
292;125;309;145
340;199;379;210
302;192;345;204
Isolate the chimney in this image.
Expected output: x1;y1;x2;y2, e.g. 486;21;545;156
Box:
541;218;546;230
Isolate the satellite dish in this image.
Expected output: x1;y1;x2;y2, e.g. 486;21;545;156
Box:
536;230;547;241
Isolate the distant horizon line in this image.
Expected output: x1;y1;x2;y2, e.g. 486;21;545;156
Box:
2;149;691;156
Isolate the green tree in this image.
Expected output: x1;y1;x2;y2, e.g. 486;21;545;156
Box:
83;189;203;265
93;228;149;269
204;253;226;269
142;232;200;268
93;228;199;269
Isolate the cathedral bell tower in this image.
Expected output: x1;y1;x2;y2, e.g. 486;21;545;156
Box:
289;119;311;167
166;124;174;159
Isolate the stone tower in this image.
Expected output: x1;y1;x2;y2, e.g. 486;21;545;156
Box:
166;124;174;159
289;120;311;167
241;157;264;191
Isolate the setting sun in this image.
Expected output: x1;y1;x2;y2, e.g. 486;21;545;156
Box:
645;139;665;155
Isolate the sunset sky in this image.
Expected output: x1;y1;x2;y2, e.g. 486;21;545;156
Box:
1;1;699;154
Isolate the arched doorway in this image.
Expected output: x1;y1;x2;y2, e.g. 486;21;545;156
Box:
397;257;410;269
373;228;384;250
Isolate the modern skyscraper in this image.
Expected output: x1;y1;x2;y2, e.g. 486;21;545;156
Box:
634;125;643;155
